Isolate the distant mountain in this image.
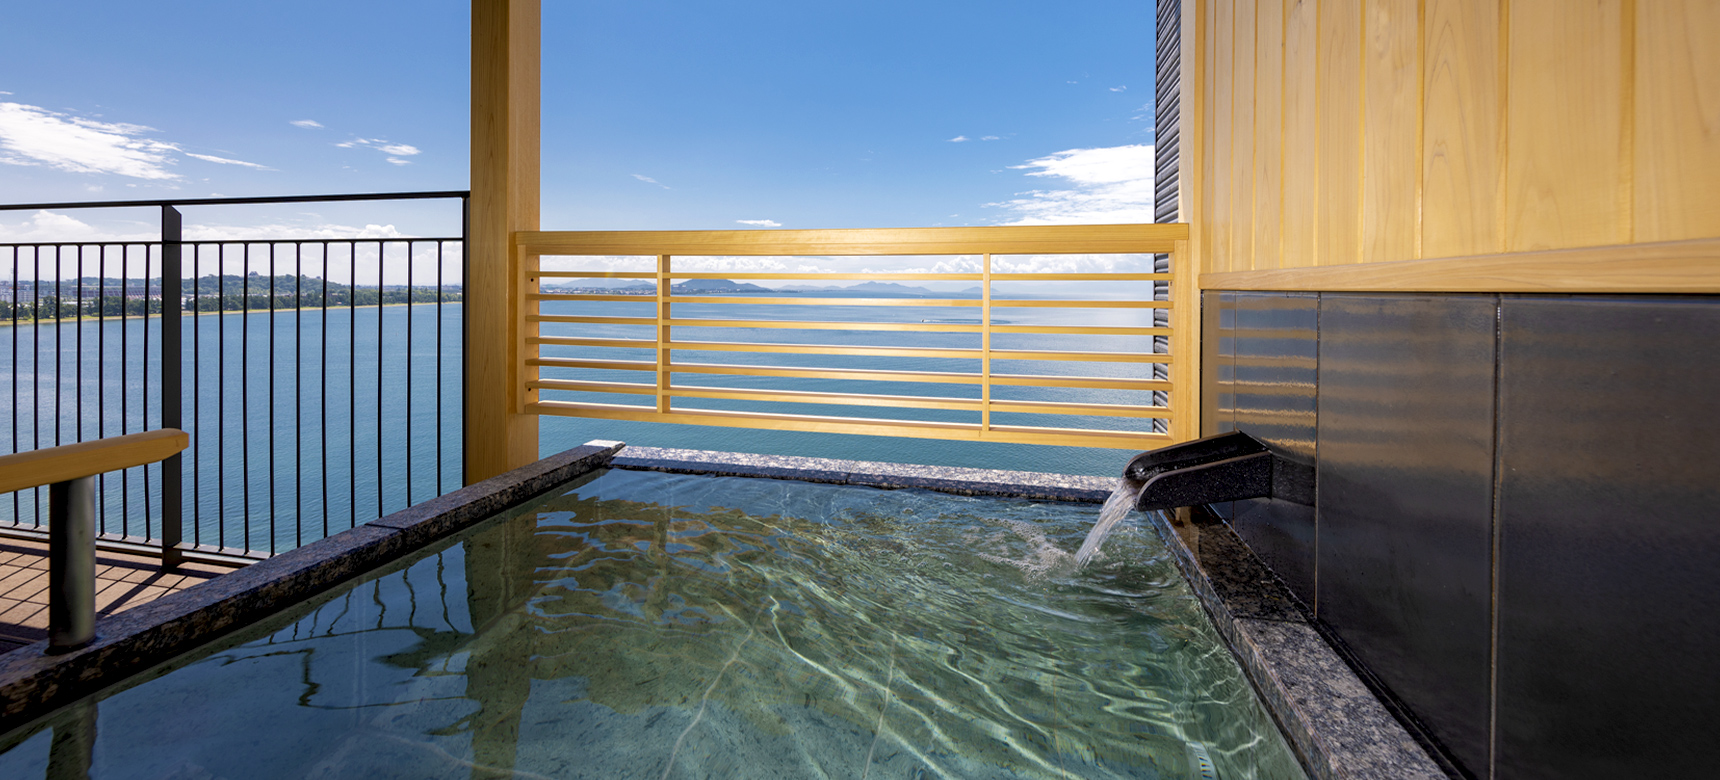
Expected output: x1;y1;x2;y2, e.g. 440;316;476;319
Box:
775;281;982;297
542;278;651;290
672;279;772;293
846;281;931;295
540;278;775;293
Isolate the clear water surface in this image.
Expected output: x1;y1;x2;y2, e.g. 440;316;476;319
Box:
0;470;1302;779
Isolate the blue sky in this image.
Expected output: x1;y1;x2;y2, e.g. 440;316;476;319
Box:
1;0;1154;241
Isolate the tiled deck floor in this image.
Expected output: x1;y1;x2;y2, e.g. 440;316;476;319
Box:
0;539;231;653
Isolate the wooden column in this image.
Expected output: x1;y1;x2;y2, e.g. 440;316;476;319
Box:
1168;239;1201;444
468;0;541;483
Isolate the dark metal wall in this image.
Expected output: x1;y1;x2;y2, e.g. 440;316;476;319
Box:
1202;290;1720;780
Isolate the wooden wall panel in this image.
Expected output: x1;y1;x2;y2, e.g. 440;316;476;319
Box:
1280;0;1317;270
1183;0;1717;278
1209;0;1235;273
1230;0;1258;272
1186;0;1210;279
1504;0;1626;251
1251;0;1285;269
1635;0;1720;243
1362;0;1423;264
1316;0;1363;266
1421;0;1502;258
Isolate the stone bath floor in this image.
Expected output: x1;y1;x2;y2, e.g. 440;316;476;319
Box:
0;539;231;653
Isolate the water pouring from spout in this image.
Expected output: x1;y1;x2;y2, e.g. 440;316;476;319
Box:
1072;432;1286;567
1072;476;1146;566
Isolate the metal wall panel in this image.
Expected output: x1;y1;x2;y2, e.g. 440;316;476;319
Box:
1496;296;1720;779
1203;290;1238;436
1229;292;1319;605
1316;294;1497;776
1204;291;1239;520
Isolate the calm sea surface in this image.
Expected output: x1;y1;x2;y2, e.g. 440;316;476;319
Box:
2;297;1155;551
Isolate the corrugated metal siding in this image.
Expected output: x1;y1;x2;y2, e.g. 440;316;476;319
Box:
1151;0;1180;431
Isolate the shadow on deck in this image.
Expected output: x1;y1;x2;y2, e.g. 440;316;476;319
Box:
0;541;231;653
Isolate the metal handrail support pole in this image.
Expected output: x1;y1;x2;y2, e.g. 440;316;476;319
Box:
160;206;184;569
0;430;190;651
47;475;97;650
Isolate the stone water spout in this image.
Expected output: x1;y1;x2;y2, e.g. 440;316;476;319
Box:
1074;431;1314;566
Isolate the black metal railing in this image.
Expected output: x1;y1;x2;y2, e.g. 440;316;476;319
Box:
1;192;468;564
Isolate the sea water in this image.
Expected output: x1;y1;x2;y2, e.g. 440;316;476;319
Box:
1;295;1161;553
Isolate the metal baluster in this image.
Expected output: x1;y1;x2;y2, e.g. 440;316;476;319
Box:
268;241;277;555
241;243;250;553
321;243;329;539
161;206;183;567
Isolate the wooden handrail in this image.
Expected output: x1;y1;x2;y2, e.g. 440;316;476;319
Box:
0;429;189;495
517;223;1190;256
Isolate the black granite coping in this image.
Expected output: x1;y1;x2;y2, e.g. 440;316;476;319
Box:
0;441;622;735
612;445;1118;502
1149;506;1451;780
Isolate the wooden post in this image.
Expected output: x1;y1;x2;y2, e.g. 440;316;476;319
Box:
1176;0;1208;443
468;0;541;483
1169;239;1201;443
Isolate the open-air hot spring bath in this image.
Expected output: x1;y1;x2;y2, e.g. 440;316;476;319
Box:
0;468;1303;779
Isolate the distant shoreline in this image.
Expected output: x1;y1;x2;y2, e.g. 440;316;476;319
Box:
0;300;459;327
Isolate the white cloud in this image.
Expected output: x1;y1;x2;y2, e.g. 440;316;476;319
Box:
987;144;1155;225
981;135;1000;141
735;219;781;227
1109;86;1128;92
0;210;145;242
631;173;671;189
674;256;828;273
182;222;410;241
290;119;324;129
0;102;181;179
0;91;12;95
337;137;422;161
0;209;413;244
185;152;273;170
948;135;970;143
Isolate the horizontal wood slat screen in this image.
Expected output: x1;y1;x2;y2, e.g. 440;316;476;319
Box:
512;224;1198;449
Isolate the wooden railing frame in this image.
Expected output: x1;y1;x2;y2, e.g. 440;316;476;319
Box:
509;224;1198;451
0;429;189;650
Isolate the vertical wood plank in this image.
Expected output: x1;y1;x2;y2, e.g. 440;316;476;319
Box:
655;254;671;413
468;0;541;483
1634;0;1720;242
1281;0;1319;269
1252;0;1285;269
1170;239;1201;443
1210;0;1235;272
1363;0;1422;263
981;253;993;430
1422;0;1502;258
1231;0;1258;271
1504;0;1626;251
1317;0;1363;266
1184;0;1210;276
